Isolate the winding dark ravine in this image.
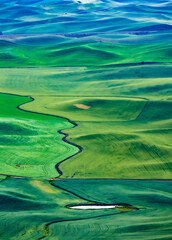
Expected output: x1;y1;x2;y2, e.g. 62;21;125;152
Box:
0;91;149;179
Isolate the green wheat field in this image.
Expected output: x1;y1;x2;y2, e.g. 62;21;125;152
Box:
0;0;172;239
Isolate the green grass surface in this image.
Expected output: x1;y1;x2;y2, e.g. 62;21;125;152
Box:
0;93;77;178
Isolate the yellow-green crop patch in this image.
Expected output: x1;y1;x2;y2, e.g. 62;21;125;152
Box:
22;96;146;122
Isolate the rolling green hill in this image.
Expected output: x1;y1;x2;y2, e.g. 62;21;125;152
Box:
0;40;171;67
0;65;171;179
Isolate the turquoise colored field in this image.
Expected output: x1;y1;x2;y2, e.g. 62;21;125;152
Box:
0;178;171;240
0;0;172;239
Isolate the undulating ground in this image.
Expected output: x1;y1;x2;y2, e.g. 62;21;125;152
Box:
0;178;172;240
0;0;171;239
0;66;171;179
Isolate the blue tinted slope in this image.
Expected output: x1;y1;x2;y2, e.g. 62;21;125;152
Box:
0;0;171;35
